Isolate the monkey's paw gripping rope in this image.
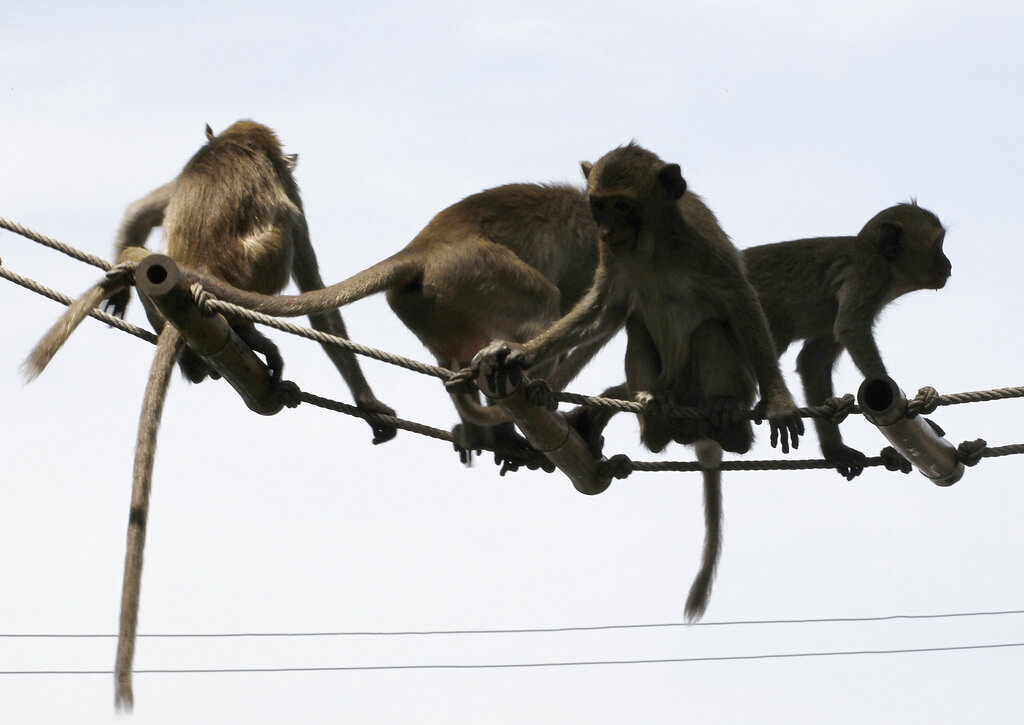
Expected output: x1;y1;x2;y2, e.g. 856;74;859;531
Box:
4;217;1024;479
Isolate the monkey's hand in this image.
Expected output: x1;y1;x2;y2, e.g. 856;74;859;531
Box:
471;341;533;399
822;443;867;481
754;395;804;454
102;288;132;319
357;396;398;445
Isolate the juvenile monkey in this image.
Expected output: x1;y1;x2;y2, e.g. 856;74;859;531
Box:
27;121;394;708
153;181;607;462
472;143;804;620
743;202;951;479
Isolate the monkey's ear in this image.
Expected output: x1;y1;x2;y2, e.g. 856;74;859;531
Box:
205;124;215;142
879;221;904;260
284;153;298;171
657;163;687;200
580;161;594;180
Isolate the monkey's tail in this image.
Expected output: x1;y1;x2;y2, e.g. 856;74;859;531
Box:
684;439;723;622
115;325;183;711
23;280;125;381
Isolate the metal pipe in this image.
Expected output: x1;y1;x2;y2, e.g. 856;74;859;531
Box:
857;375;963;486
134;254;289;416
476;366;612;495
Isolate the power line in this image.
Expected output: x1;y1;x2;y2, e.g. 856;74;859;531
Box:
4;641;1024;676
4;607;1024;639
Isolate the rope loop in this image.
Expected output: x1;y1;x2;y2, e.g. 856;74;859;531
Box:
821;394;856;424
443;367;478;395
880;446;914;474
907;386;940;417
957;438;988;467
189;282;217;317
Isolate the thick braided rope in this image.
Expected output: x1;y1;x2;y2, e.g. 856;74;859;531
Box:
6;219;1024;476
201;297;455;382
0;265;157;344
0;217;112;270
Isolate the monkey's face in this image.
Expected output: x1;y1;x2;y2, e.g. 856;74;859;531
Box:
589;193;642;253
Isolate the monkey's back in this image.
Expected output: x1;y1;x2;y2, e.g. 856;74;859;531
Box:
743;237;855;347
162;133;297;295
417;183;600;313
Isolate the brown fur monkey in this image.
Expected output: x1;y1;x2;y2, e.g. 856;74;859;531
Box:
472;143;804;621
743;202;951;480
147;182;608;464
27;121;394;708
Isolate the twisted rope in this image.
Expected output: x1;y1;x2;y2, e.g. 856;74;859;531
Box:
4;218;1024;479
0;217;112;270
0;265;157;344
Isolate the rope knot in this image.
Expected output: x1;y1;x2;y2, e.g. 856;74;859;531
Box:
821;394;856;424
957;438;988;467
907;386;940;417
102;261;136;289
880;446;913;474
444;368;478;395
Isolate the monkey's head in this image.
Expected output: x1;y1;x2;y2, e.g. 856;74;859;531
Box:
866;203;951;293
581;143;687;256
203;120;299;173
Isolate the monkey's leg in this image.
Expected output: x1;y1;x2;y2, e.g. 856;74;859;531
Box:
797;336;866;480
290;223;397;444
565;382;630;458
623;316;678;454
682;321;756;454
234;322;284;383
116;325;184;710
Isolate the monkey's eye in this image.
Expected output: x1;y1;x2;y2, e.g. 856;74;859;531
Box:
613;200;634;215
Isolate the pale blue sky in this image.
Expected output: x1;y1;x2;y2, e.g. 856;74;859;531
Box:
2;2;1023;723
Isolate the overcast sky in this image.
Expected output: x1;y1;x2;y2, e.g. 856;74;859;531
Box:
2;1;1023;723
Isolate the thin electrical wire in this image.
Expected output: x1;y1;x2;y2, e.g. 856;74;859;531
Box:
3;641;1024;676
4;608;1024;639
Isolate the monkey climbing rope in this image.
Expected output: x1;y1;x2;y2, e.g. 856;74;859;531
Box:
3;216;1023;478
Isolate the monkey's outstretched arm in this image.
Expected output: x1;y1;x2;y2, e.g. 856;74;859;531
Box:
835;282;887;378
106;181;177;318
471;271;626;388
726;278;804;452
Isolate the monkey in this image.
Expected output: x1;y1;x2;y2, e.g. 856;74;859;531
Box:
132;180;613;465
25;121;395;708
741;202;951;480
471;143;805;621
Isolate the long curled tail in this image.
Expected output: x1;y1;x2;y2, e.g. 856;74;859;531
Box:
24;269;133;381
684;439;723;622
115;325;183;710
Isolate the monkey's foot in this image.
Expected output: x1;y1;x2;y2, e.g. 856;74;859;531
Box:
822;443;867;481
357;397;397;445
704;397;754;454
565;405;608;458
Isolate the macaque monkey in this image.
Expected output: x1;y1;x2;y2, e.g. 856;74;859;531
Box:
26;121;394;708
743;202;951;479
472;143;804;621
151;181;609;463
